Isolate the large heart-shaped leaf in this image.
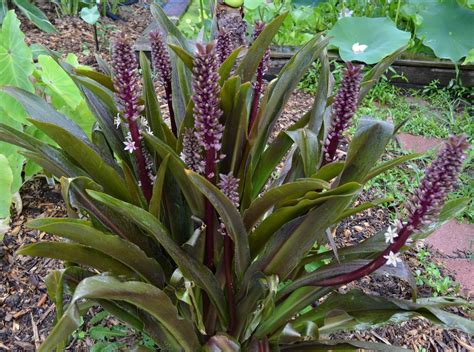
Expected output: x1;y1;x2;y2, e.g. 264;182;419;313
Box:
416;0;474;62
328;17;411;64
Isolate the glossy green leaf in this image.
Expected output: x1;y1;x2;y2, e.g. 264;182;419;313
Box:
187;171;250;277
311;162;344;182
249;183;360;256
40;276;200;352
80;5;100;25
279;340;409;351
149;154;170;219
328;17;410;64
286;128;319;177
294;290;474;334
11;0;56;33
364;153;423;183
334;197;393;223
18;242;137;277
28;218;166;287
243;178;330;231
339;117;394;185
168;43;193;69
144;133;203;217
86;190;229;327
251;35;330;167
150;3;191;52
251;112;310;198
235;12;288;82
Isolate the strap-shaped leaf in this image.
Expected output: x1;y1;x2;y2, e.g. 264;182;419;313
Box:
243;178;330;231
334;197;393;223
87;190;229;327
144;133;204;217
338;117;394;185
256;184;360;279
28;218;166;287
311;162;345;182
18;242;137;277
186;171;250;278
286;128;319;177
249;183;360;256
149;154;170;218
40;276;200;352
168;43;193;69
218;47;242;86
293;289;474;335
363;152;423;183
1;87;130;201
235;13;288;83
150;3;191;52
251;111;310;199
280;340;409;351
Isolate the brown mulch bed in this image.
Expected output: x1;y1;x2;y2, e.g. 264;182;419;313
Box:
20;1;152;65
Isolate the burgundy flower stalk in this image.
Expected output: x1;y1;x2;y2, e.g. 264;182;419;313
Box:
192;42;224;273
217;172;240;334
150;30;177;135
216;30;234;66
321;62;363;166
249;21;270;131
112;35;153;202
314;135;470;287
182;127;205;173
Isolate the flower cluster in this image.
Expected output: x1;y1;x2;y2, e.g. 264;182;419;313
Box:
149;30;172;86
182;128;205;173
216;30;234;65
315;135;469;282
112;34;153;200
249;21;270;129
192;43;224;180
149;30;177;135
321;62;363;165
405;135;469;230
217;173;240;208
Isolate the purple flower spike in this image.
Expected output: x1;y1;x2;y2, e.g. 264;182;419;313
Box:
150;30;177;135
313;135;470;286
216;30;234;65
192;42;224;180
112;34;153;202
218;173;240;208
182;128;204;174
405;135;470;230
321;62;363;166
249;21;270;130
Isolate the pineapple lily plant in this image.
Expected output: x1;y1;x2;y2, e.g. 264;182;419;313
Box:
0;6;472;351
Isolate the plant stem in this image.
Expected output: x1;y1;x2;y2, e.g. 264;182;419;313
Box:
93;24;100;52
204;147;217;271
164;82;177;135
395;0;402;26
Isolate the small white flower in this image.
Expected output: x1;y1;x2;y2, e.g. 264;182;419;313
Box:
114;114;121;128
124;139;137;153
384;251;402;267
338;8;353;19
146;127;154;135
352;42;368;54
384;226;398;244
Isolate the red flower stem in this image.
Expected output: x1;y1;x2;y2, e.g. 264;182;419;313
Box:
204;147;217;271
224;232;236;334
164;82;177;136
314;220;419;287
249;84;261;132
126;114;152;203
